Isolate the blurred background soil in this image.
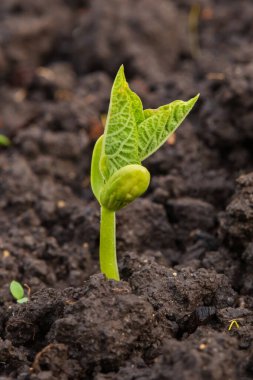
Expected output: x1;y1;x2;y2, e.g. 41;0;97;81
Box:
0;0;253;379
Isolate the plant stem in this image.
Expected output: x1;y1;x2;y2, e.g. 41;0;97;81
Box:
100;206;119;280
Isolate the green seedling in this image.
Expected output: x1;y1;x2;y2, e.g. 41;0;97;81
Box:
10;280;28;304
0;134;11;146
91;65;199;280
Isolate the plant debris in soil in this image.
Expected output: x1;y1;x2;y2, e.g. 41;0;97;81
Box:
0;0;253;379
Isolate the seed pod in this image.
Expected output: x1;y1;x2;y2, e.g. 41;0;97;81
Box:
100;164;150;211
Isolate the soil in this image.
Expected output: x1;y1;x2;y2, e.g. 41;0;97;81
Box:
0;0;253;379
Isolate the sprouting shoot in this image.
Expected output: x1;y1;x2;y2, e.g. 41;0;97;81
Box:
91;65;199;281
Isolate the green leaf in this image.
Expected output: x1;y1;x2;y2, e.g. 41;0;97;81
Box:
138;109;171;160
10;280;24;300
100;65;140;180
91;135;104;203
0;134;11;146
138;94;199;161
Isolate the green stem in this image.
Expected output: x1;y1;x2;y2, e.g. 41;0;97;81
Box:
100;206;119;281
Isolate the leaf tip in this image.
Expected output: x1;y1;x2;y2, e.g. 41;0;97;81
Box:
114;64;128;91
116;64;125;79
192;93;200;104
185;93;200;112
118;64;125;73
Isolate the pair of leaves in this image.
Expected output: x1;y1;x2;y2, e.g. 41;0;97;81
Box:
100;66;199;180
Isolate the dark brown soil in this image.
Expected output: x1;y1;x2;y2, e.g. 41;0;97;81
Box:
0;0;253;379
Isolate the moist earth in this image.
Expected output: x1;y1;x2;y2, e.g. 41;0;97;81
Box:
0;0;253;379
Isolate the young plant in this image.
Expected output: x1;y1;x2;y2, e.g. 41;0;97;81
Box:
10;280;29;304
91;65;199;281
